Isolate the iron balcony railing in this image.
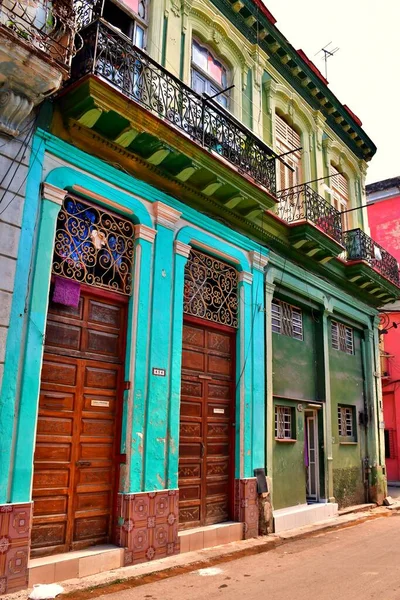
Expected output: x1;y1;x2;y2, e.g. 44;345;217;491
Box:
0;0;76;67
344;228;400;286
71;19;277;195
276;183;343;244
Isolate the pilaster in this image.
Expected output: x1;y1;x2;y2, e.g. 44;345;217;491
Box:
322;309;334;503
264;280;275;482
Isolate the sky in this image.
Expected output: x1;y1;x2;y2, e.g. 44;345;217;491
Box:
263;1;400;184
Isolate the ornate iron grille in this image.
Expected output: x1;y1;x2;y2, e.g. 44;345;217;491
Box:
183;248;238;328
276;183;343;244
52;195;134;295
344;228;400;286
71;19;277;195
1;0;76;67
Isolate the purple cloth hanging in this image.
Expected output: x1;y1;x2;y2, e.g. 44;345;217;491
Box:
52;276;81;308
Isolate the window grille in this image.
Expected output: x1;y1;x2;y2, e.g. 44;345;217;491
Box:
275;406;293;439
338;406;355;439
271;299;303;340
52;195;134;296
331;321;354;354
183;248;238;328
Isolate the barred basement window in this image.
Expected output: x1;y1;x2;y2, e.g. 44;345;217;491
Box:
271;299;303;340
338;405;356;441
331;321;354;354
275;406;294;440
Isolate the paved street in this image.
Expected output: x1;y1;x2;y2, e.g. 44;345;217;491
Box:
93;516;400;600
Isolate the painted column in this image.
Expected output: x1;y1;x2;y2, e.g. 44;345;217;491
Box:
10;184;67;503
262;79;277;148
166;240;191;489
163;0;182;76
264;278;275;483
124;224;157;493
322;309;335;502
249;251;268;471
237;270;253;479
143;202;181;491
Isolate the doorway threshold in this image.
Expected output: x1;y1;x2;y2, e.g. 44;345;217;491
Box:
28;544;124;586
179;521;243;553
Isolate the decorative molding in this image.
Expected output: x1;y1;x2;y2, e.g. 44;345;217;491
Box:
238;270;253;284
249;251;268;272
0;86;33;137
134;224;157;243
71;185;134;215
174;240;191;258
152;201;182;229
265;281;276;296
41;183;67;206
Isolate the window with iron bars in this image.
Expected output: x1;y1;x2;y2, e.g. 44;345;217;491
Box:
275;406;295;440
331;321;354;354
271;299;303;341
338;405;356;441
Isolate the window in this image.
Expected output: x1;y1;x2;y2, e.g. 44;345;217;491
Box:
191;39;229;108
271;299;303;341
330;165;349;231
103;0;148;49
338;405;356;441
275;406;295;440
275;114;302;191
385;429;397;459
331;321;354;354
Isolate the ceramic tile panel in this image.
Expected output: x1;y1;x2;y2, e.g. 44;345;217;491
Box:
0;502;32;595
115;490;180;565
234;478;259;539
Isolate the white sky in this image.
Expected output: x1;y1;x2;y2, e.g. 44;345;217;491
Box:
263;1;400;184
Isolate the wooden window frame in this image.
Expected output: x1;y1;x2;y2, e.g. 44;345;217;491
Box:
271;299;303;341
103;0;148;49
338;405;357;442
275;113;302;192
331;320;354;355
191;38;230;108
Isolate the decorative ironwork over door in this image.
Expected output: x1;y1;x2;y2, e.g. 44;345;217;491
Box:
52;195;134;295
183;248;238;328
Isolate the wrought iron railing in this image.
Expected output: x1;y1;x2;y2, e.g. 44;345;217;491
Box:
71;19;277;195
0;0;76;67
276;183;343;244
344;228;400;286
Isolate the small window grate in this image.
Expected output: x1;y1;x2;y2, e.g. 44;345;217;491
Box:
331;321;354;354
272;299;303;340
338;406;355;439
275;406;293;439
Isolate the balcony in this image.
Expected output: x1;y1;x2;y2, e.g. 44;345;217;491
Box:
58;18;277;220
0;0;75;135
344;228;400;300
276;183;344;262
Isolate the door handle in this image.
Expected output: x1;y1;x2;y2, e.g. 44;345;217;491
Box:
76;460;92;467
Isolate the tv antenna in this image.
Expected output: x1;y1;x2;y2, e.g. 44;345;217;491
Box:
315;42;340;80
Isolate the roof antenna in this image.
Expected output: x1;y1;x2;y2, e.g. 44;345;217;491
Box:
315;42;340;80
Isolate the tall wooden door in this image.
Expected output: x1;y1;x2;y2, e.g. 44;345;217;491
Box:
178;320;235;528
31;288;127;557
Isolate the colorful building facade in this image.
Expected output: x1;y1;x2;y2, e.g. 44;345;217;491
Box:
0;0;399;594
367;177;400;483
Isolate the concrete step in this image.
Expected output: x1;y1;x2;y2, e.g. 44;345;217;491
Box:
28;544;124;586
179;522;243;553
273;503;338;533
338;503;376;516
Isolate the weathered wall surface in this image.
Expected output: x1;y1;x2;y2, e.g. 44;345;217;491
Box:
0;126;31;391
330;326;365;507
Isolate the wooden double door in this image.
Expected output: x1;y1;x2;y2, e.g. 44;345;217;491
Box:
178;319;235;529
31;288;127;556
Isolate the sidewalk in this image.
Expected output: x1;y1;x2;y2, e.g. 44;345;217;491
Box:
9;505;399;600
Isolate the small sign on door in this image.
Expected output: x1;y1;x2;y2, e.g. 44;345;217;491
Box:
152;368;166;377
213;408;225;414
91;399;110;407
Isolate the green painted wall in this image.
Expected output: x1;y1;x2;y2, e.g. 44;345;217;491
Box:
272;307;318;402
329;324;365;507
272;399;306;510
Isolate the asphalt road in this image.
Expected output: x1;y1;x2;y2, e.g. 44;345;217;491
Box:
94;515;400;600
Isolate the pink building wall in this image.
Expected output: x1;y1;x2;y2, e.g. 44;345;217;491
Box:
367;178;400;482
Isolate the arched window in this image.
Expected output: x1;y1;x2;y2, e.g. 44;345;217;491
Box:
330;165;349;231
275;113;302;191
191;39;229;108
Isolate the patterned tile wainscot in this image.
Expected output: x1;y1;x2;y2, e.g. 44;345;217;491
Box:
115;490;180;566
0;502;32;594
234;478;259;539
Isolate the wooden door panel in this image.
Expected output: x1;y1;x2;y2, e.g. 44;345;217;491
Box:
179;321;234;529
32;291;126;556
